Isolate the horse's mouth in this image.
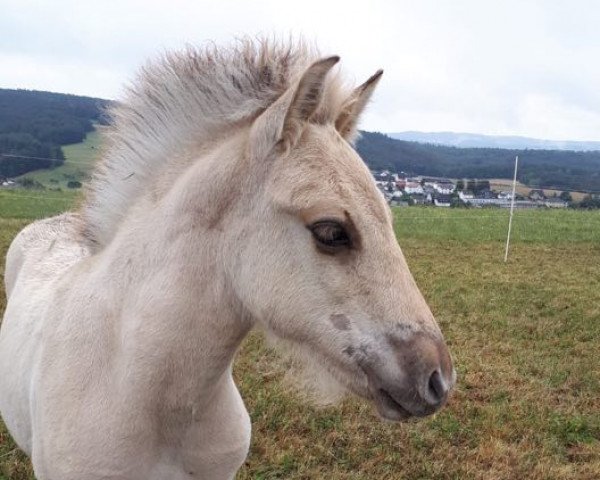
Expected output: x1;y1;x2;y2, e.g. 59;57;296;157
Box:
370;387;413;422
353;361;414;422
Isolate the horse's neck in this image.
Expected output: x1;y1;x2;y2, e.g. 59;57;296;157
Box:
91;141;252;408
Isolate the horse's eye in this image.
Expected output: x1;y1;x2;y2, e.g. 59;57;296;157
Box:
308;221;352;252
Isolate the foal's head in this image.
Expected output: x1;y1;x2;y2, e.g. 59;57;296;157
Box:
233;57;455;421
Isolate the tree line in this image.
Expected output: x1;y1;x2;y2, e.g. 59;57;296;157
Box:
0;89;109;177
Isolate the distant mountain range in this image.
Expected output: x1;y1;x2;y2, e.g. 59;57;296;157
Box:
389;131;600;152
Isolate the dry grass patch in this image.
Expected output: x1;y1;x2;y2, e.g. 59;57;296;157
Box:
489;178;586;202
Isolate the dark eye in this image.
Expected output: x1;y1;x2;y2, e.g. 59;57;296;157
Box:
308;220;352;252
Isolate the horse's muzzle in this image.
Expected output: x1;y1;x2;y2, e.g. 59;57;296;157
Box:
362;332;456;421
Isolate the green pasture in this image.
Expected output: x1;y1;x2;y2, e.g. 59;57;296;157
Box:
17;130;101;189
393;206;600;244
1;194;599;479
0;189;80;220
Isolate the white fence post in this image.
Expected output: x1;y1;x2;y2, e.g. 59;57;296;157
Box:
504;155;519;262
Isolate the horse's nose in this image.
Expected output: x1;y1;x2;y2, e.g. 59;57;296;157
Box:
369;331;455;418
425;369;451;407
411;334;455;411
366;357;455;420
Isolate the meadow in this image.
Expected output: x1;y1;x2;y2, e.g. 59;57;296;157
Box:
0;192;599;479
16;130;102;190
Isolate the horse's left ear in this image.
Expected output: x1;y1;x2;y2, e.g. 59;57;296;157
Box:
335;69;383;144
250;56;339;159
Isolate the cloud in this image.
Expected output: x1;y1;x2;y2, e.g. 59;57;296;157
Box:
1;0;599;140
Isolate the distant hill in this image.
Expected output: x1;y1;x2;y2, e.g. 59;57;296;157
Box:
0;89;109;178
356;131;600;192
389;131;600;152
2;88;599;193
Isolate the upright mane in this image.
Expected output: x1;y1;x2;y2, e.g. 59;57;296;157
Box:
81;38;343;250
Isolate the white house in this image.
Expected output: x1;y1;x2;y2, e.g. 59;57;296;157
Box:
404;182;424;195
544;198;568;208
433;182;455;194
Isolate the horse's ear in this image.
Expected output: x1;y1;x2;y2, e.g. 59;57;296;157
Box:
281;56;340;146
335;69;383;144
250;56;339;158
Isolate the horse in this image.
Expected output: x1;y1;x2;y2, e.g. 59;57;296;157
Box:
0;39;455;479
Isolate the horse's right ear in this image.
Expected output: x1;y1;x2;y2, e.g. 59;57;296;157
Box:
335;69;383;145
250;56;340;159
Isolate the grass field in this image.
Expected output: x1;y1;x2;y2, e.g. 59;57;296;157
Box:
1;194;599;479
17;130;101;189
0;189;81;220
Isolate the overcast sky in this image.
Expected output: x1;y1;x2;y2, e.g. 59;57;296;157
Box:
1;0;599;141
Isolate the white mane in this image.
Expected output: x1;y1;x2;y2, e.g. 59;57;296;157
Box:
81;38;322;249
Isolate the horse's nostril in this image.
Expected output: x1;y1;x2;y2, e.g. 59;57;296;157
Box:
428;370;446;404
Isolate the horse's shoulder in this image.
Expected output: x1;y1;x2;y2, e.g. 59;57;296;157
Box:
5;212;90;297
17;212;81;244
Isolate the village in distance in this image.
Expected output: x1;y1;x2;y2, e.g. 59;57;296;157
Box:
372;170;572;209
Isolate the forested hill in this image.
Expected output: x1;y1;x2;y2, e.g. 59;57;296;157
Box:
0;89;109;177
1;88;599;192
356;131;600;192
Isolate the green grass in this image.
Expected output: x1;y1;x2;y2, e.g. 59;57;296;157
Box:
394;206;600;244
17;129;101;189
0;189;80;220
1;199;599;479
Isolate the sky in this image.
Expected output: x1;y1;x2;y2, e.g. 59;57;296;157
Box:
1;0;599;141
